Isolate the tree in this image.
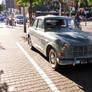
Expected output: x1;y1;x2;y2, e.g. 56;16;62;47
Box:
79;0;92;8
17;0;48;26
87;0;92;7
0;4;5;11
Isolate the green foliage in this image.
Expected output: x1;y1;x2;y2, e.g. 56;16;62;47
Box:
17;0;46;6
87;0;92;6
17;0;28;6
79;0;92;7
0;4;5;11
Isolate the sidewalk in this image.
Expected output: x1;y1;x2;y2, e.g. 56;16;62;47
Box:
0;25;51;92
81;21;92;32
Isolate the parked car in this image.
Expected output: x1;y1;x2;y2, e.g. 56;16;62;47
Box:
87;17;92;21
16;15;24;24
0;15;6;21
27;15;92;70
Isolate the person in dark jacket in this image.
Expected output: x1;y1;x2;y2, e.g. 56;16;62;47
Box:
75;13;82;29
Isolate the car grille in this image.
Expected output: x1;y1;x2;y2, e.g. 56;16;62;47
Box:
65;45;92;57
72;45;92;57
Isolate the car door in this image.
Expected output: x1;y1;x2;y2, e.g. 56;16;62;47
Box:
34;19;45;52
30;19;39;47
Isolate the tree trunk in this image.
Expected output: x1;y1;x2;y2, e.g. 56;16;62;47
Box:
23;6;26;33
29;0;32;26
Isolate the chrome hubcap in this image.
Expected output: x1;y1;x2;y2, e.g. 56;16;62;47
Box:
50;52;57;67
28;38;32;47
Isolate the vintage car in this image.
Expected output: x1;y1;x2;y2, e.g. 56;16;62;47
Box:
27;15;92;70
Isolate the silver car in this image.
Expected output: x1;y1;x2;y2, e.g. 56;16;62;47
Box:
27;15;92;70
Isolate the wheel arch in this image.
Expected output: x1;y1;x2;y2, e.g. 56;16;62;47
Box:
46;44;55;58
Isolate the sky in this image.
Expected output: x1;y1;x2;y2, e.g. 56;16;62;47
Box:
0;0;2;4
0;0;5;4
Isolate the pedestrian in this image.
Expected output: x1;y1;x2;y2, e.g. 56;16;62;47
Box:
75;13;82;29
5;17;9;25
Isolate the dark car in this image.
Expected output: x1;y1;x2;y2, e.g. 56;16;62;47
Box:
27;15;92;70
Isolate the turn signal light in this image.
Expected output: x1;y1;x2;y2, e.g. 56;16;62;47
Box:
58;53;63;56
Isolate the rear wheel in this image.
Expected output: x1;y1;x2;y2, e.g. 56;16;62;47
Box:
28;35;33;49
49;49;60;70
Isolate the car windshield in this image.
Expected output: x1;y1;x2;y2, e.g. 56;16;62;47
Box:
45;18;67;30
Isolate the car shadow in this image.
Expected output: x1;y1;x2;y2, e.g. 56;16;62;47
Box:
0;43;5;50
31;47;48;61
56;64;92;92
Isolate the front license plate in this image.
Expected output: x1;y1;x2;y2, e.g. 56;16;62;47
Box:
76;60;80;64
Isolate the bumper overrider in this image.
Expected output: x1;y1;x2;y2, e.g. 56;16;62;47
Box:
57;45;92;66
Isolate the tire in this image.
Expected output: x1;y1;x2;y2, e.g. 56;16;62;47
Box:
28;35;33;49
49;49;60;70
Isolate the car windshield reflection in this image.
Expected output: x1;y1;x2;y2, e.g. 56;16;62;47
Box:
45;18;67;30
45;18;77;31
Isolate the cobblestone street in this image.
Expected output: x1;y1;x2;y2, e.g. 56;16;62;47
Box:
0;22;92;92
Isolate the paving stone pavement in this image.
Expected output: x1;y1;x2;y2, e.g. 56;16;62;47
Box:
0;24;51;92
81;21;92;32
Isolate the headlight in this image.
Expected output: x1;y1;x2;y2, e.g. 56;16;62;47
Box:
61;43;70;52
56;39;70;52
63;43;70;47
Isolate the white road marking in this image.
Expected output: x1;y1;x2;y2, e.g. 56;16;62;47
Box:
16;42;60;92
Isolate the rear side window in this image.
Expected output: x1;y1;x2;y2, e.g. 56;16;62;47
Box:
33;19;38;28
37;19;44;29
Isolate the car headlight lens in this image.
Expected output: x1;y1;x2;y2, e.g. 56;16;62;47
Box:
61;43;70;52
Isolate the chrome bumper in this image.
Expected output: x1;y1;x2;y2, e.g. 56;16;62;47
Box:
58;58;92;66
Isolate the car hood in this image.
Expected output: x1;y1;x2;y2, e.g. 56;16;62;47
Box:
47;30;92;45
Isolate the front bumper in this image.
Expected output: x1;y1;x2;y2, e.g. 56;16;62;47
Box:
58;45;92;65
58;57;92;66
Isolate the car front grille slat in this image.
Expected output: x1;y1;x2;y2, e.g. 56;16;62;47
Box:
72;46;88;57
65;45;92;57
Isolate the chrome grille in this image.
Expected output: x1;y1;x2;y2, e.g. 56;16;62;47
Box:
64;45;92;57
72;46;88;57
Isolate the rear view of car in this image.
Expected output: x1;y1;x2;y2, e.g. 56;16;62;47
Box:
16;15;24;24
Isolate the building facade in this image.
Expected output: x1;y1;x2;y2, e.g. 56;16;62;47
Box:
6;0;15;9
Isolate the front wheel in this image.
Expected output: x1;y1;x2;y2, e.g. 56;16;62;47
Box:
49;49;60;70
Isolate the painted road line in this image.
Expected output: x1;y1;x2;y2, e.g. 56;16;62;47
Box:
16;42;60;92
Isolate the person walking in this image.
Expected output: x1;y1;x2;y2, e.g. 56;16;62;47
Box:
75;13;82;29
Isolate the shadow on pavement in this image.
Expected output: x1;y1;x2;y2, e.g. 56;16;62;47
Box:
0;27;4;28
56;64;92;92
0;43;5;50
21;36;28;42
31;47;48;61
0;70;8;92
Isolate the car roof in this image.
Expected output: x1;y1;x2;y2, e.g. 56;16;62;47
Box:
36;15;72;20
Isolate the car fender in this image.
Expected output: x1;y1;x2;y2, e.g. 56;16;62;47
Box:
45;42;58;57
